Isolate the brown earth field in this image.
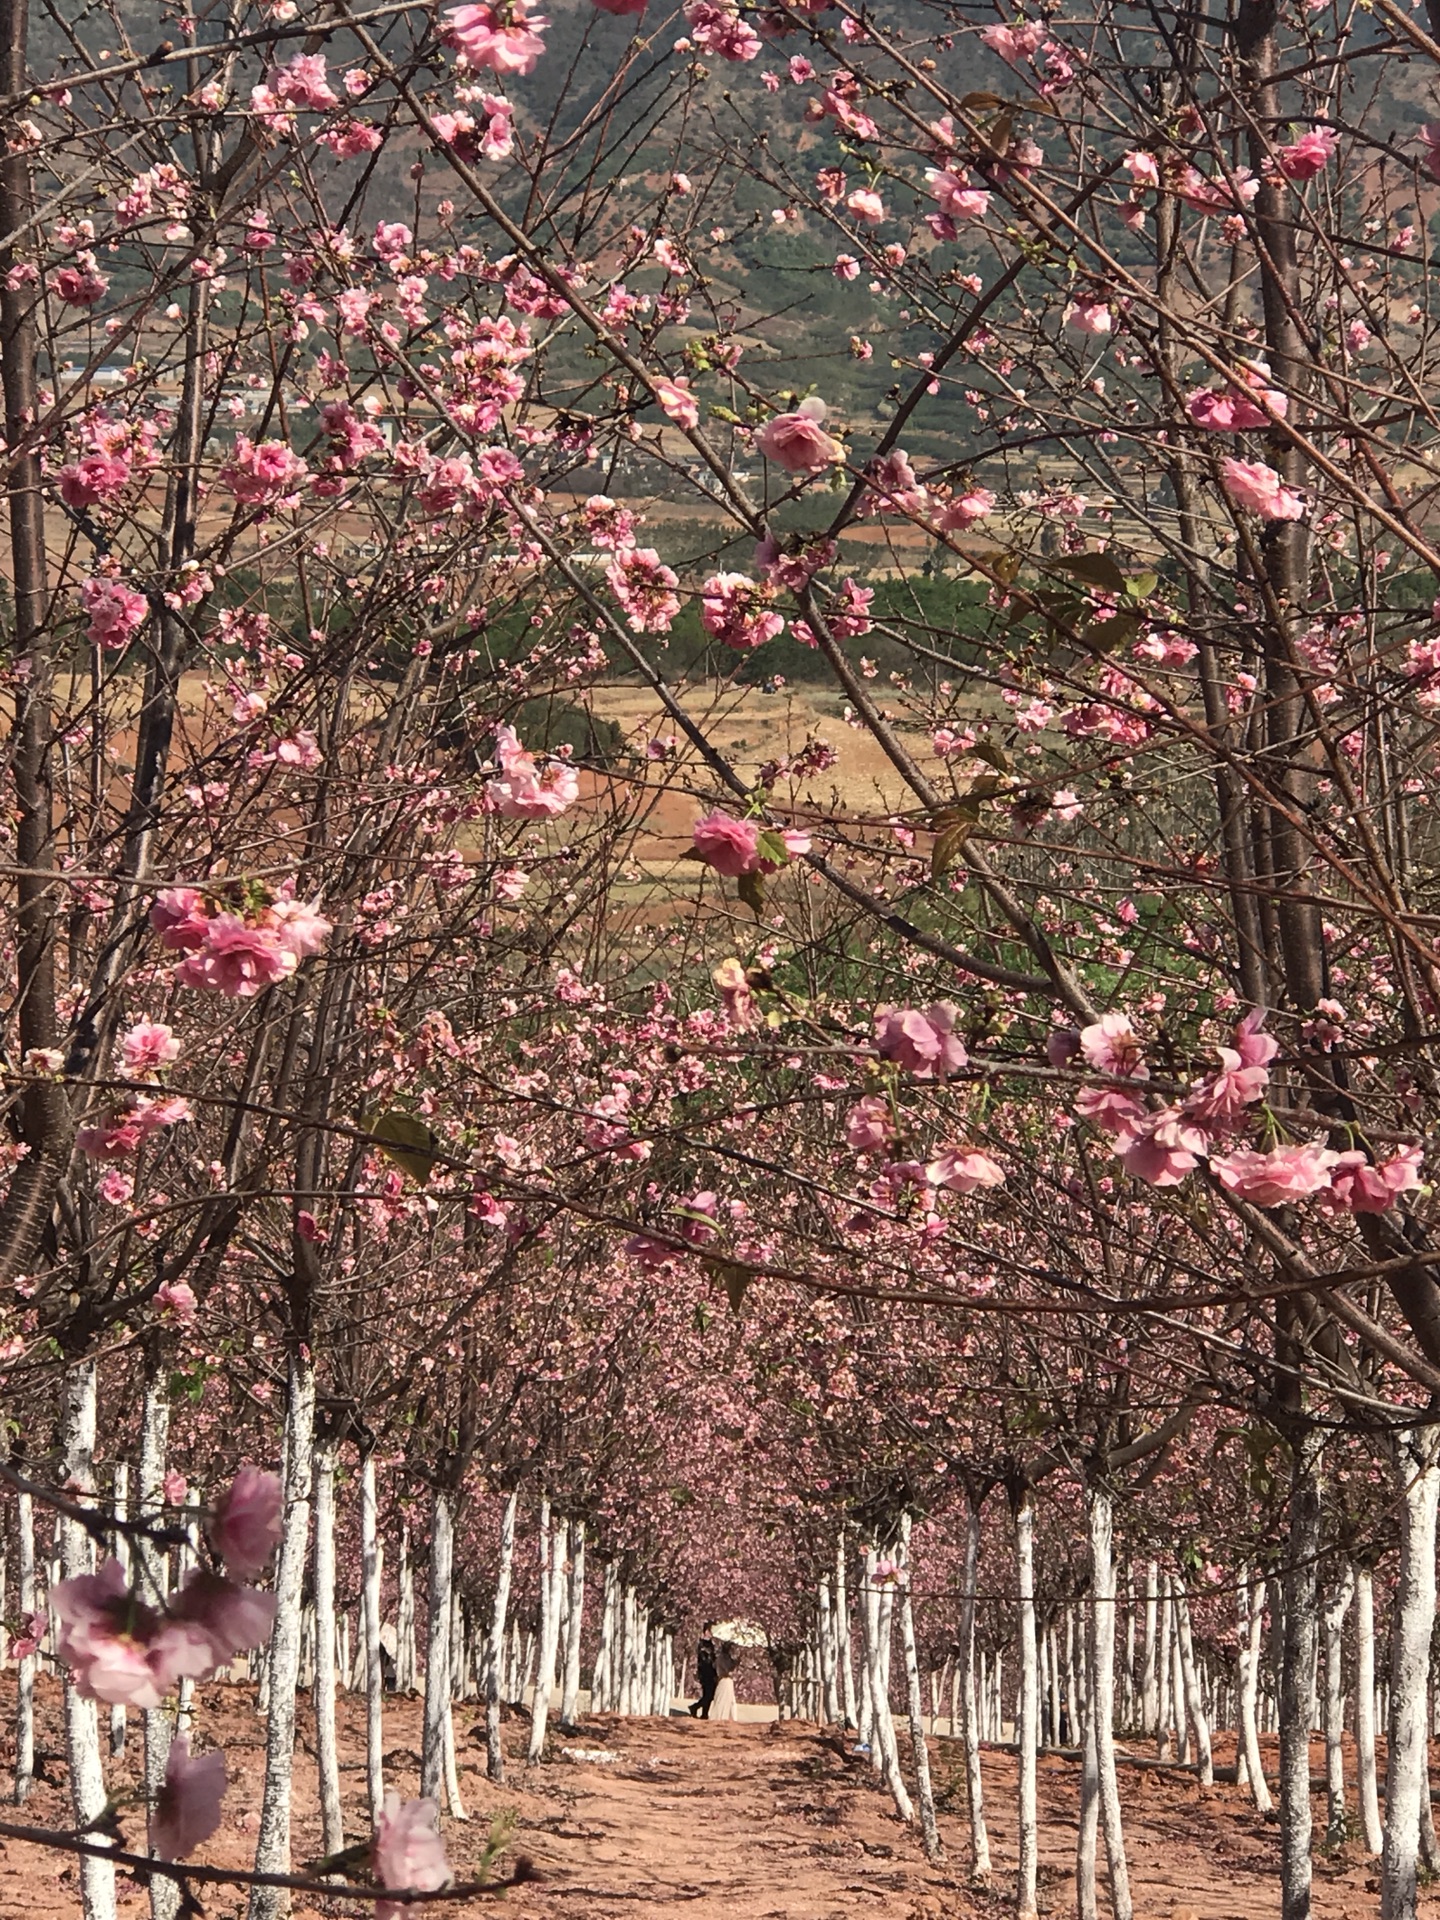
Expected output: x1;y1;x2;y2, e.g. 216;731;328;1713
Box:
1;1677;1433;1920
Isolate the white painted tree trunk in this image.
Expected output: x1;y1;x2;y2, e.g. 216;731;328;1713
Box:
528;1499;567;1762
1088;1486;1133;1920
421;1484;456;1803
1173;1585;1213;1786
818;1576;839;1724
397;1525;417;1693
898;1517;941;1860
956;1490;990;1880
1141;1561;1159;1738
592;1560;617;1711
1355;1566;1383;1856
311;1439;344;1858
247;1357;316;1920
1279;1434;1323;1920
836;1534;857;1730
485;1490;518;1781
13;1484;35;1804
1321;1561;1355;1844
1076;1611;1099;1920
359;1453;385;1823
1382;1427;1440;1920
1238;1571;1273;1815
60;1362;116;1920
1015;1490;1040;1920
109;1462;129;1759
136;1359;178;1920
560;1522;585;1726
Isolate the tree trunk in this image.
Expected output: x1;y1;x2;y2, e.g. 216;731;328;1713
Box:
592;1560;617;1712
1321;1562;1355;1845
1174;1585;1214;1787
1140;1561;1159;1739
397;1525;416;1693
1239;1570;1274;1815
957;1487;991;1880
359;1452;385;1823
1355;1566;1383;1856
559;1522;586;1726
818;1576;838;1724
60;1363;116;1920
1279;1431;1323;1920
312;1439;344;1858
136;1355;178;1920
109;1463;129;1760
1076;1613;1099;1920
1382;1427;1440;1920
247;1357;316;1920
836;1533;857;1730
421;1484;456;1802
1088;1485;1133;1920
485;1490;518;1781
528;1499;567;1763
1015;1489;1040;1920
13;1481;35;1803
898;1517;942;1861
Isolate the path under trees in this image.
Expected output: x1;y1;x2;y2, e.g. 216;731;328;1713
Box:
5;1680;1425;1920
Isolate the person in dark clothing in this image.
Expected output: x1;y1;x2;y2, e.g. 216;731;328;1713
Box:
690;1623;718;1718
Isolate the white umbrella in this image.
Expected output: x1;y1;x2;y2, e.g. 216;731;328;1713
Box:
709;1618;768;1648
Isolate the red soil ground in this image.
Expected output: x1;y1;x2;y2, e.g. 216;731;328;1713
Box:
1;1679;1433;1920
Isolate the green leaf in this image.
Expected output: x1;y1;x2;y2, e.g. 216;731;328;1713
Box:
931;811;976;879
711;1262;752;1315
972;738;1012;774
1047;551;1128;595
993;551;1023;585
363;1109;441;1186
737;870;767;917
960;90;1008;109
1082;611;1142;653
753;827;789;870
1124;571;1159;602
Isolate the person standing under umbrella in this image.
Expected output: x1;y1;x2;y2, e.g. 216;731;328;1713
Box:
689;1623;719;1719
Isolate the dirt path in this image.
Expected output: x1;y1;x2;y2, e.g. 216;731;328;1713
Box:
2;1681;1434;1920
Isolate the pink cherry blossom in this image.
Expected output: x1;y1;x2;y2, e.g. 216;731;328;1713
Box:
874;1004;967;1080
57;451;131;508
1221;456;1305;522
1273;126;1336;180
936;487;996;529
1116;1108;1206;1187
754;398;841;474
1323;1144;1422;1215
1079;1011;1148;1078
207;1466;283;1580
79;578;148;651
267;52;338;110
845;1095;895;1153
374;1793;452;1920
51;1560;210;1708
52;263;108;307
691;811;761;877
653;376;699;429
155;1279;196;1321
121;1020;180;1076
268;895;333;959
1064;298;1112;335
1211;1141;1337;1207
925;169;990;221
175;916;298;997
219;436;309;507
605;547;681;634
150;1736;226;1862
1420;123;1440;182
442;2;549;75
926;1147;1006;1193
845;188;886;225
168;1568;277;1662
700;573;784;651
151;887;211;952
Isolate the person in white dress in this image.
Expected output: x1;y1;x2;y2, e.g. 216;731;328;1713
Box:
710;1641;739;1721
